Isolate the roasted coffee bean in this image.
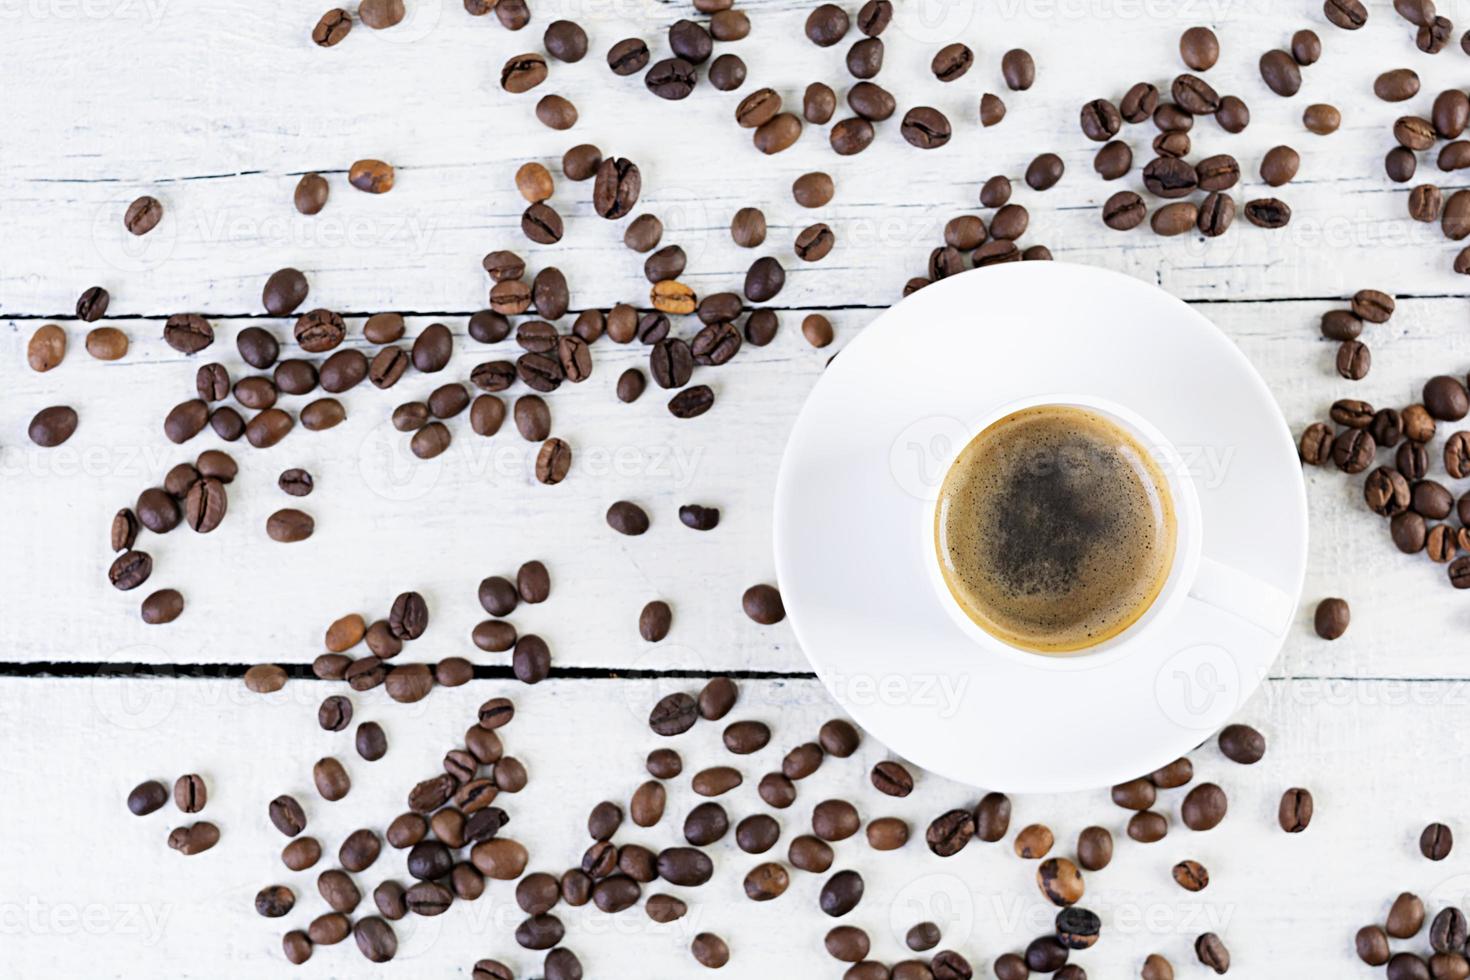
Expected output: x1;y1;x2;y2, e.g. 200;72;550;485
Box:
813;799;860;841
822;116;873;156
318;695;353;732
690;933;730;969
744;862;791;901
1208;94;1247;133
1376;68;1421;102
1112;777;1157;811
1365;466;1411;516
806;3;849;45
1331;400;1374;430
1173;73;1220;115
1172;859;1209;892
1254;145;1300;189
501;52;548;93
684;802;729;845
1179;26;1219;69
1103;191;1147;231
1195;933;1229;974
1151;201;1198;236
1313;597;1351;639
1026;153;1065;191
1415;481;1454;519
649;692;698;736
542;18;587;62
109;549;153;591
931;42;973;82
1038;856;1084;906
535;96;573;130
162;314;214;355
1303;102;1340;134
607;37;649;76
692;766;742;797
1181;782;1228;830
1196;192;1235;237
84;325;127;361
1075;826;1113;871
353;721;387;762
1299;423;1333;465
1425;376;1470;421
1116;82;1158;123
1395;511;1430;554
828;925;872;962
313;757;350;801
1142;157;1197;198
1431;907;1469;953
708;52;747;90
138;588;183;624
1399;402;1434;440
656;846;714;887
1093;141;1132;181
127;780;168;816
925;809;974;857
901;107;951;149
167;822;219;855
647;57;698;100
1001;48;1035;90
1246;196;1291;228
820;870;865;916
845;39;882;81
1422;822;1454;860
1396;440;1429;481
1126;811;1168;843
124;195;163;235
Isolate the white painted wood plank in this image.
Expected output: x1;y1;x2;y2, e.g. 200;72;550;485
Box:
1;674;1457;977
8;294;1470;676
4;0;1470;315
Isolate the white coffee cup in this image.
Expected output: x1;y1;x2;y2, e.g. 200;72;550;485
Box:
926;393;1296;671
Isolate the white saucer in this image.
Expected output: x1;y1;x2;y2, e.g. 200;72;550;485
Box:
773;262;1308;793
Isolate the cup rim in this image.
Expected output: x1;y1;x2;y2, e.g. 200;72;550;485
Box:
926;393;1205;670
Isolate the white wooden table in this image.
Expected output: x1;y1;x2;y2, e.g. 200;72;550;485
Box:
5;1;1470;976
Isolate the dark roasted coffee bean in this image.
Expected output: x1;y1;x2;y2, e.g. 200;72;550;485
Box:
684;802;729;846
1195;933;1229;974
163;314;214;355
318;695;353;732
1376;68;1421;102
128;780;168;816
1103;191;1147;231
1142;157;1197;198
646;57;697;100
1197;192;1235;237
901;107;951;149
1025;153;1064;191
1126;811;1167;843
820;870;865;917
1335;339;1369;379
806;2;849;45
1422;822;1454;860
1002;48;1035;89
708;52;747;90
650;692;698;736
124;195;163;235
1365;466;1410;516
167;822;219;856
1080;98;1121;141
657;846;713;886
1260;49;1302;97
925;809;974;857
932;42;973;82
1151;201;1198;236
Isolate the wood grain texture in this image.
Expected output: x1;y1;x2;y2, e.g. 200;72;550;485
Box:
3;674;1460;977
4;0;1470;316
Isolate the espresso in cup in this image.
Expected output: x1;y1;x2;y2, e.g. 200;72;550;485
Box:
934;404;1177;653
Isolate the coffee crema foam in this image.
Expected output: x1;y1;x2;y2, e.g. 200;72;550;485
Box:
935;406;1177;653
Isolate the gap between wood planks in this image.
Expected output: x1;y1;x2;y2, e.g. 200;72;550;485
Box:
0;663;1463;687
7;293;1470;322
0;661;816;680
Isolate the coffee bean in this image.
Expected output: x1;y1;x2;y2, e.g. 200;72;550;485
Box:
306;912;349;946
646;57;698;100
1422;822;1454;860
1252;146;1299;190
924;809;974;857
1259;50;1302;96
1025;153;1065;191
1112;777;1156;811
1038;857;1085;906
691;933;730;969
1325;0;1368;29
1154;101;1193;131
501;52;548;93
820;870;864;916
140;587;182;625
1143;157;1198;198
1180;782;1228;831
1365;466;1411;516
1170;859;1209;892
82;325;126;361
806;3;849;45
313;757;350;801
1179;26;1219;69
1376;68;1421;102
1102;191;1147;231
266;508;314;543
109;549;153;591
932;42;973;82
706;52;747;91
1195;933;1229;974
1151;201;1198;236
684;801;729;845
167;822;219;855
1126;811;1168;843
128;780;168;816
123;194;163;235
1304;103;1341;134
1271;787;1314;834
532;15;587;62
161;313;213;354
1001;48;1035;90
901;107;951;149
1141;954;1174;980
813;799;860;841
1173;72;1220;115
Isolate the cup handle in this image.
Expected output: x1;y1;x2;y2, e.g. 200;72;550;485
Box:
1187;556;1296;636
